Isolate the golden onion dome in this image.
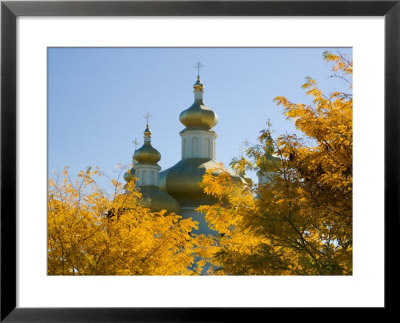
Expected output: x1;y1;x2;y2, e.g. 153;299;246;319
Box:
159;158;244;207
123;186;180;213
133;125;161;165
179;76;218;131
138;186;180;213
123;166;136;183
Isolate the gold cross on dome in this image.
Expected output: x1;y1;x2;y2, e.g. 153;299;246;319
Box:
132;138;139;150
143;111;152;126
194;61;204;76
241;138;249;156
266;119;272;131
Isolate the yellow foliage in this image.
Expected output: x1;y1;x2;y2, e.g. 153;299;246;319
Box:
48;169;209;275
199;51;353;275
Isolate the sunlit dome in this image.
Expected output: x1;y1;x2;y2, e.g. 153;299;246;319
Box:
179;76;218;131
137;186;180;213
133;125;161;164
159;158;243;207
123;166;135;183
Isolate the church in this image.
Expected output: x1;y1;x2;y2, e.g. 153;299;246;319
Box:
123;73;254;235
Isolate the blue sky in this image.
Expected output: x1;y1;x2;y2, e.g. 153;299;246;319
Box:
48;47;352;191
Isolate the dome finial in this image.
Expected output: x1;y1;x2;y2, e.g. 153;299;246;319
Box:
193;77;204;93
143;111;152;128
193;61;204;93
132;137;140;164
124;138;140;183
194;61;203;78
143;111;152;140
132;138;139;150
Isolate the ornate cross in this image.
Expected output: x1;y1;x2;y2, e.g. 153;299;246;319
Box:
194;61;204;76
132;138;139;150
241;138;249;156
266;119;272;131
143;111;152;126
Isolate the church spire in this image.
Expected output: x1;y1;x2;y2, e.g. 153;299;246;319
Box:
193;75;204;101
133;119;161;166
193;61;204;101
194;61;203;78
179;65;218;131
143;111;152;142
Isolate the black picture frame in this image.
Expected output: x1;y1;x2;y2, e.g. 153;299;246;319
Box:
1;0;398;321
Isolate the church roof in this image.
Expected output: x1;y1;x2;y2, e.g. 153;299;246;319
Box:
137;186;180;213
159;158;244;207
123;71;249;216
122;185;180;213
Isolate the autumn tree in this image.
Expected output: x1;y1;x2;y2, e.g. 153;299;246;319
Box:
48;167;208;275
199;51;353;275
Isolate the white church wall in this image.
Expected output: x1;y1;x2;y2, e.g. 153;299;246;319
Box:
180;130;217;160
135;164;161;186
258;171;280;185
179;206;217;235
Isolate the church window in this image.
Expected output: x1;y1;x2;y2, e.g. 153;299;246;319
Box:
205;138;211;159
192;137;198;158
151;171;155;185
142;170;147;185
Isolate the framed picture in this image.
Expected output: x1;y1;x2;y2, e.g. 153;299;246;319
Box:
1;0;398;321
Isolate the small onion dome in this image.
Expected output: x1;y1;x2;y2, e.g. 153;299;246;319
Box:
124;166;135;183
133;143;161;164
179;76;218;130
159;158;243;207
133;125;161;165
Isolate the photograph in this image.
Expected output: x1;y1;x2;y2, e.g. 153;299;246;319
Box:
48;47;353;276
1;0;397;318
